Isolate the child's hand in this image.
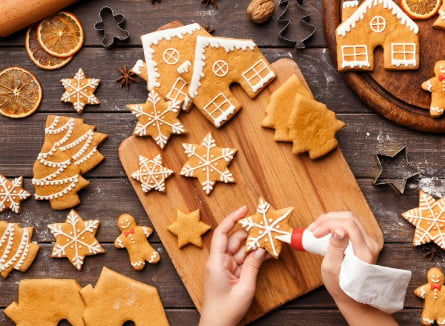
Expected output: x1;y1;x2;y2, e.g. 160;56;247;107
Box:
199;206;266;326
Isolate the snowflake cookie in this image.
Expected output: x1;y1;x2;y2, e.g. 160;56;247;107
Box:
402;190;445;250
127;90;185;149
114;213;160;270
0;174;31;213
167;209;211;248
239;198;293;259
0;221;40;278
180;133;237;195
132;154;174;193
48;210;104;270
60;68;100;114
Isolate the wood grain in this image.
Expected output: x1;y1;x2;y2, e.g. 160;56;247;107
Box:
323;0;445;133
119;58;383;324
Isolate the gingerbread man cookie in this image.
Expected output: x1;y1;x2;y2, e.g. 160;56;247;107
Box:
422;60;445;118
415;267;445;326
114;213;160;270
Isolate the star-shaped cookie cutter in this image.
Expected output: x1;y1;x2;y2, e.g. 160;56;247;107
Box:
94;6;129;48
374;146;419;194
278;0;316;49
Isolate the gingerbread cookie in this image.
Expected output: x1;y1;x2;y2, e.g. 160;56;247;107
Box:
239;198;293;259
131;59;148;82
336;0;419;72
0;221;40;278
5;279;85;326
141;23;211;111
61;68;100;114
262;74;314;142
48;209;104;270
180;133;237;195
288;94;346;159
132;154;174;193
0;174;31;213
167;209;211;248
114;213;160;270
189;35;276;127
80;267;169;326
414;267;445;326
402;190;445;249
127;90;185;148
421;60;445;118
434;2;445;29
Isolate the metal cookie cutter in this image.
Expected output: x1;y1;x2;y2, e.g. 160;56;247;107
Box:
94;6;129;48
374;146;419;194
278;0;316;50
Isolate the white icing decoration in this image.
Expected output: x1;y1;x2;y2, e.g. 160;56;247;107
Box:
131;59;145;75
131;261;146;268
177;60;192;74
141;23;202;90
337;0;419;37
212;60;229;77
60;69;100;113
180;133;236;195
391;43;417;67
239;198;291;258
341;45;370;69
343;1;359;8
148;251;159;263
0;224;32;273
163;48;180;65
132;155;174;193
202;93;236;127
241;59;275;93
166;77;189;111
370;16;386;33
0;176;30;213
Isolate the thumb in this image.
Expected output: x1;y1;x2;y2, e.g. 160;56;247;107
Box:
323;229;348;274
239;248;265;290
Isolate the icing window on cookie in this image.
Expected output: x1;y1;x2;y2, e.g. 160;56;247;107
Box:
163;48;180;65
203;93;236;127
370;16;386;33
242;59;275;93
212;60;229;77
391;43;417;67
341;45;370;69
166;77;189;108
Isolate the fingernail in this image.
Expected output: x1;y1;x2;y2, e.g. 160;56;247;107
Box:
255;248;265;259
333;229;345;240
308;223;315;231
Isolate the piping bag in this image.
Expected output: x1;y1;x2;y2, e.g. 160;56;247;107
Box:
276;228;412;314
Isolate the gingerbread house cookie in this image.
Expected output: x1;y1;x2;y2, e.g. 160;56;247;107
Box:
189;36;276;127
336;0;419;72
141;23;211;111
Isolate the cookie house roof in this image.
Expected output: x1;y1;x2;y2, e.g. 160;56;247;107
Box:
141;23;202;89
337;0;418;37
189;36;257;98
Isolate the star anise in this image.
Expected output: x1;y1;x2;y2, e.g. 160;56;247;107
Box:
201;0;218;9
422;243;444;261
204;22;215;34
115;65;139;90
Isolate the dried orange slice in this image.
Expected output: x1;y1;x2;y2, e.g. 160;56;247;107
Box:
26;25;72;70
37;11;84;58
401;0;442;20
0;67;42;118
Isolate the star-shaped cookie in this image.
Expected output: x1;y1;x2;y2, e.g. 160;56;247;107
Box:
132;155;174;193
402;190;445;250
239;198;293;258
374;147;419;194
127;90;185;149
61;68;100;114
180;133;237;195
48;210;104;270
167;209;211;248
0;174;31;213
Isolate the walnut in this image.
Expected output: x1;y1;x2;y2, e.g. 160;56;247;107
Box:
247;0;275;24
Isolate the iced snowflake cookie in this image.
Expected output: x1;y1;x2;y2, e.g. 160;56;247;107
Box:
5;279;85;326
421;60;445;118
48;210;104;270
114;213;160;270
127;90;185;149
132;154;174;193
167;209;211;248
336;0;419;72
414;267;445;326
239;198;293;259
0;221;40;278
180;133;237;195
0;174;31;213
80;267;169;326
61;68;100;114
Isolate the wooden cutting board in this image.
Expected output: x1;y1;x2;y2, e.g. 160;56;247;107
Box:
118;58;383;325
323;0;445;133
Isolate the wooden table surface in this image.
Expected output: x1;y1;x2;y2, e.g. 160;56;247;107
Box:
0;0;443;325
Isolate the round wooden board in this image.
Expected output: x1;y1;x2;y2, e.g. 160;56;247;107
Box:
323;0;445;133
